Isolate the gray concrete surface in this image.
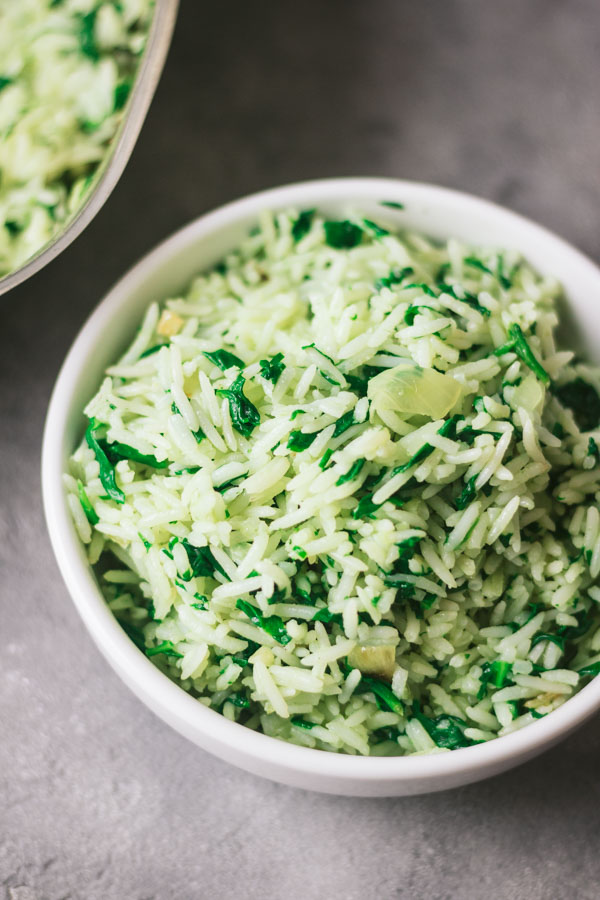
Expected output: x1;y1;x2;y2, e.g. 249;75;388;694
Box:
2;1;600;897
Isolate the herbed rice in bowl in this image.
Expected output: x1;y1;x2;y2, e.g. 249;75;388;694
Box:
0;0;153;277
63;203;600;758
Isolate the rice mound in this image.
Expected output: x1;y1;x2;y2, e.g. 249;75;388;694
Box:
0;0;153;276
66;206;600;756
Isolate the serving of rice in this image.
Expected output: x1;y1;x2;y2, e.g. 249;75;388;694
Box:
65;205;600;757
0;0;153;277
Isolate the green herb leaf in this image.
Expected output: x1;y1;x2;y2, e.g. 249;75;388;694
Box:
77;479;99;525
579;662;600;678
380;200;404;210
324;220;363;249
291;717;318;729
347;665;403;714
139;343;166;358
181;539;229;580
494;323;550;385
114;79;131;111
236;599;291;645
146;640;183;659
85;418;125;504
312;608;343;626
259;352;285;384
0;76;13;93
531;632;565;652
333;409;355;438
352;494;382;520
382;575;415;599
455;475;478;510
319;447;334;470
287;430;318;451
336;458;365;486
477;660;513;699
554;379;600;432
100;439;169;469
396;536;421;559
412;705;475;749
224;692;249;708
203;349;245;371
78;9;98;60
362;218;389;237
291;209;315;242
375;266;414;292
216;374;260;438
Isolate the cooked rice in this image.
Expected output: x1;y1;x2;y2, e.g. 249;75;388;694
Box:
66;206;600;755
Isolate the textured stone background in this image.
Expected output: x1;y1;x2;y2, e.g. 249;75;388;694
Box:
2;1;600;898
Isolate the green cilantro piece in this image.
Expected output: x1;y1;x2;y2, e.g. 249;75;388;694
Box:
336;458;365;486
85;418;125;504
216;374;260;438
324;220;363;249
259;352;285;384
235;599;291;645
203;349;245;371
77;480;99;525
291;209;315;242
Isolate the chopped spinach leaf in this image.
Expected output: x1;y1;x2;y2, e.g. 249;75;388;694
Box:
216;375;260;438
319;447;334;469
146;640;183;659
352;494;382;520
362;218;389;237
494;323;550;385
291;209;315;242
579;662;600;678
224;692;249;709
100;438;168;469
324;220;363;249
336;458;365;486
291;717;318;729
380;200;404;210
554;378;600;432
333;409;356;438
181;539;229;580
412;706;476;749
259;352;285;384
139;343;166;358
77;479;99;525
287;430;319;451
477;660;513;699
235;599;291;645
0;76;13;93
85;418;125;504
375;266;414;292
455;475;478;510
203;349;245;371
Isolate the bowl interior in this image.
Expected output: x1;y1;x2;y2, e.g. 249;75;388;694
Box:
42;177;600;794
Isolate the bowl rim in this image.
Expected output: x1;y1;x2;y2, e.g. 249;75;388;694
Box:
0;0;179;299
42;176;600;784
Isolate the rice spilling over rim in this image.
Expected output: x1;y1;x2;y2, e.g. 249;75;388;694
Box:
0;0;153;277
66;206;600;757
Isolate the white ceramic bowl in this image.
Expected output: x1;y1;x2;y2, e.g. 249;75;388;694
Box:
42;177;600;796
